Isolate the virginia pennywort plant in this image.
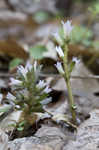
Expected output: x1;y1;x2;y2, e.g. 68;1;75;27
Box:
54;20;78;123
6;61;52;131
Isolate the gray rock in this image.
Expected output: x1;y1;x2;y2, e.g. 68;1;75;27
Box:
8;136;41;150
20;143;53;150
8;125;68;150
0;128;8;150
9;126;66;150
6;109;99;150
8;0;57;14
63;109;99;150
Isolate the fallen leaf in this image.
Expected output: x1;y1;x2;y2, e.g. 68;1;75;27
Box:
0;40;28;60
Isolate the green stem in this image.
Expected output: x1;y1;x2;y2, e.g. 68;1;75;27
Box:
63;44;76;123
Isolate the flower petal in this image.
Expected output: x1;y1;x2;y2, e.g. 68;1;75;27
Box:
53;32;63;45
61;20;73;37
56;46;64;57
18;65;27;79
43;86;52;93
7;92;16;101
10;78;22;86
55;62;65;74
72;57;80;64
36;80;47;89
40;97;52;105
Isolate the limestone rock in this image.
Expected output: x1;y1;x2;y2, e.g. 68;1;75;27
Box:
63;109;99;150
0;129;8;150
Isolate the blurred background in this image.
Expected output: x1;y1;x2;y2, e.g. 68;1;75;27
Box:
0;0;99;89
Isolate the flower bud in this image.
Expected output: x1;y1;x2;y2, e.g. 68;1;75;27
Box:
56;46;64;58
61;20;73;38
53;32;63;46
55;62;65;74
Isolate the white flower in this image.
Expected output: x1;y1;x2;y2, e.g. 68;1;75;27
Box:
40;97;52;105
34;61;37;72
56;46;64;57
10;78;22;86
25;61;32;72
43;86;52;94
0;94;3;104
55;62;65;74
18;62;33;79
36;80;47;89
7;92;16;101
53;32;63;45
61;20;73;37
72;57;80;64
18;65;27;79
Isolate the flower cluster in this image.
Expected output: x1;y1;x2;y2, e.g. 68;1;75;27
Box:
53;21;80;76
53;20;80;122
61;20;73;38
53;21;73;74
53;20;73;46
6;61;52;129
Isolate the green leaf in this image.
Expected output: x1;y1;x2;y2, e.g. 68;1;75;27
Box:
71;25;93;46
88;2;99;16
18;121;26;127
9;58;23;70
29;45;47;59
72;104;77;110
69;61;75;74
8;123;16;128
34;11;50;23
17;127;24;131
0;105;11;113
82;40;92;47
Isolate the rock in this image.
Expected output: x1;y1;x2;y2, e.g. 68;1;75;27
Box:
71;62;99;114
20;143;53;150
7;110;99;150
8;136;40;150
35;125;66;138
8;109;99;150
0;0;9;10
8;0;57;14
0;79;7;88
0;11;37;43
63;109;99;150
0;128;8;150
8;125;69;150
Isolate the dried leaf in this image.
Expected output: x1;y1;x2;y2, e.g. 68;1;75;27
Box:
52;113;77;129
0;40;28;59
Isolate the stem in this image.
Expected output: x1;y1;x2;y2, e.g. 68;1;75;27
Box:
63;44;76;123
